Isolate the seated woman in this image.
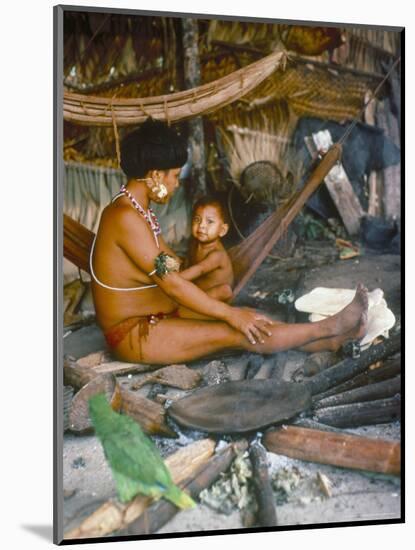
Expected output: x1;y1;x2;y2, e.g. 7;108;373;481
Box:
90;118;368;365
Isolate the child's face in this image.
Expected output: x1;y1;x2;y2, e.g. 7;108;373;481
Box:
192;204;228;244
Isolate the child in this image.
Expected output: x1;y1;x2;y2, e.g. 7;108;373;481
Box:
180;197;234;302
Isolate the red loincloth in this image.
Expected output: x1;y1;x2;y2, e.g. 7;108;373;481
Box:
104;309;180;350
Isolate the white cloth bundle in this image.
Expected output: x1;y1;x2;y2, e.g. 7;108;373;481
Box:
295;287;395;348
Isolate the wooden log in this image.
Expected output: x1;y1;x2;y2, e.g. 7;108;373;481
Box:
249;442;277;527
305;334;401;396
314;376;401;409
312;395;401;428
119;389;176;438
76;351;109;368
131;364;202;391
119;440;248;536
68;374;122;434
64;359;161;391
64;362;97;391
313;355;401;400
64;438;216;540
307;131;364;235
263;425;400;475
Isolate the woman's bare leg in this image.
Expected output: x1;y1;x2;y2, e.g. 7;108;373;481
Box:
115;285;368;364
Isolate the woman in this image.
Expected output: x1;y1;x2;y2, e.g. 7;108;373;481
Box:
91;119;368;365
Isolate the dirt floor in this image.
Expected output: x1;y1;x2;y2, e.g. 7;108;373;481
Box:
61;243;401;539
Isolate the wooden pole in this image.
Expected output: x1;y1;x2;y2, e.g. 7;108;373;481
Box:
182;17;207;201
263;425;400;475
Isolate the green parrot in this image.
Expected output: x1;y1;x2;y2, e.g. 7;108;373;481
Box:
88;393;195;509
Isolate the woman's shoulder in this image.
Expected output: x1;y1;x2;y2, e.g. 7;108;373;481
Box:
101;201;147;232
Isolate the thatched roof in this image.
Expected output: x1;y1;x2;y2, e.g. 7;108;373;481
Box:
63;11;401;166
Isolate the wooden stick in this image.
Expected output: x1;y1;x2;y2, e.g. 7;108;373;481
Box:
120;389;176;438
64;438;216;540
263;425;400;475
306;334;401;396
249;442;277;527
313;395;401;428
314;376;401;409
119;440;249;536
313;355;401;400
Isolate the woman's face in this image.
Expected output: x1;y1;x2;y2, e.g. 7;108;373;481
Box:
149;168;182;204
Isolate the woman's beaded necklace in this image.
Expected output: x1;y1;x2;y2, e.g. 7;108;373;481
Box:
120;184;161;245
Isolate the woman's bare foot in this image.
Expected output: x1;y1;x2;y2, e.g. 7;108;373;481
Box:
322;283;369;340
300;288;369;353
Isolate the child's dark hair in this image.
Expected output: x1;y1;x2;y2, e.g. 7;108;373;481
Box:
120;118;188;178
192;195;230;225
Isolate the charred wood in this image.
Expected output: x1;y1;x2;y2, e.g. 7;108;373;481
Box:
313;376;401;409
305;335;401;396
312;395;401;428
313;355;401;400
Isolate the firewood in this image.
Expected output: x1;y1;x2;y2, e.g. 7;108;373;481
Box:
64;438;216;540
306;334;401;396
64;361;97;390
312;395;401;428
68;374;122;434
249;442;277;527
131;364;202;391
118;440;248;536
76;350;110;368
313;355;401;400
120;389;176;438
263;425;400;475
313;376;401;409
64;359;161;391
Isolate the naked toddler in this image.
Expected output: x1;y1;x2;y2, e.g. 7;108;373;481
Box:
180;197;234;302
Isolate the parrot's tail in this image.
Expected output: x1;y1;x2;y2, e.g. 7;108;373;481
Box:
165;485;196;510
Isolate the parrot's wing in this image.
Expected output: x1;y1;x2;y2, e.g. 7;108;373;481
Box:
112;469;146;503
102;424;173;490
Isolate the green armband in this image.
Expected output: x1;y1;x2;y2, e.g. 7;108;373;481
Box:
153;252;181;278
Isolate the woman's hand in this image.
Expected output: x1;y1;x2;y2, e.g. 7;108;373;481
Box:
225;307;274;345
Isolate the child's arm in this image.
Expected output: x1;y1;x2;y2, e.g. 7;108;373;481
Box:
180;250;223;281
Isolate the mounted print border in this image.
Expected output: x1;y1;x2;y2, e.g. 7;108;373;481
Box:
54;4;404;545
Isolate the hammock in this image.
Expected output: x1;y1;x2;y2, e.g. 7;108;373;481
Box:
63;144;342;297
63;51;286;127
